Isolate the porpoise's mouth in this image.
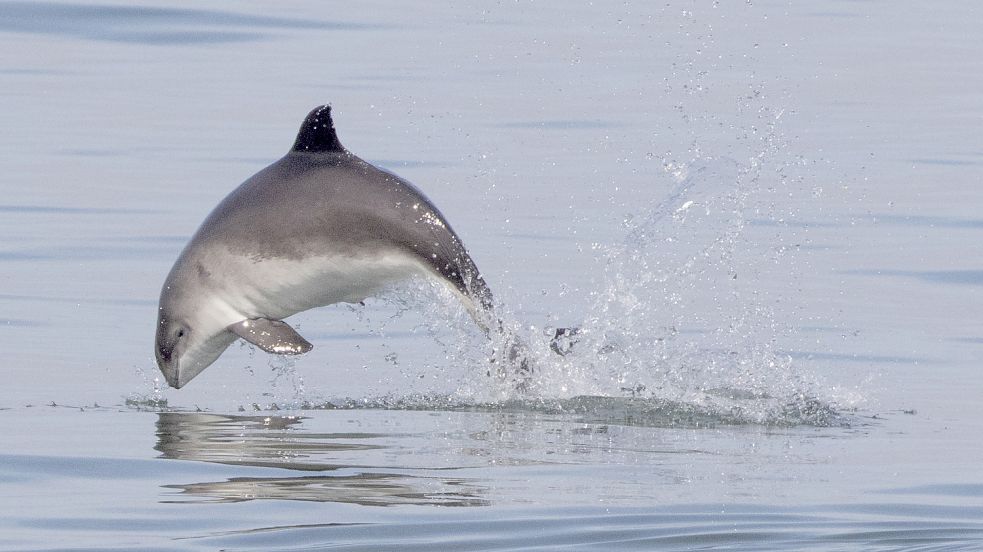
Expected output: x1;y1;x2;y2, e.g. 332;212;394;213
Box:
155;345;182;388
156;330;239;390
156;359;183;389
165;369;183;389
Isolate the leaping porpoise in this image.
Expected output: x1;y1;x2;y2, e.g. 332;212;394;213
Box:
155;105;526;389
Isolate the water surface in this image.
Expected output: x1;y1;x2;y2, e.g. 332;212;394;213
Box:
1;0;982;550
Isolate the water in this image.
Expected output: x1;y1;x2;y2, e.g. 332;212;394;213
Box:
2;0;983;549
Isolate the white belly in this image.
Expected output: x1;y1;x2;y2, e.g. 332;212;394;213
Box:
211;247;430;321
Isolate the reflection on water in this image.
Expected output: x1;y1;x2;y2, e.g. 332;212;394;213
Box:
155;412;365;471
155;412;489;506
164;473;488;506
150;403;843;509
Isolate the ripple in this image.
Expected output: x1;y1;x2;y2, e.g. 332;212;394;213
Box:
845;269;983;287
187;505;983;551
164;394;846;429
0;2;379;45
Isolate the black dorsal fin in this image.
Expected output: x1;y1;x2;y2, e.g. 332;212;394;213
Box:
291;105;344;153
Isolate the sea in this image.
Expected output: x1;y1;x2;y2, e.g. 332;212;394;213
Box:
1;1;982;550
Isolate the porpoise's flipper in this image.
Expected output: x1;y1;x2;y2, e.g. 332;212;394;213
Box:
228;318;313;355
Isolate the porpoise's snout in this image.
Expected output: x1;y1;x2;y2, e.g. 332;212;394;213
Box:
154;309;183;388
155;340;183;389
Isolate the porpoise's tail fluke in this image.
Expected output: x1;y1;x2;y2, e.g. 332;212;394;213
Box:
430;244;579;389
452;269;582;390
550;327;580;356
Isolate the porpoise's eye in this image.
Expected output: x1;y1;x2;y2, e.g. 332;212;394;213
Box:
177;329;185;338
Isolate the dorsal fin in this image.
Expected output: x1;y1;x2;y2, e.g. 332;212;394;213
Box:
291;105;344;153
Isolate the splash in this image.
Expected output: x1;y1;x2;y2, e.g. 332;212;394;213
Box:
128;362;169;410
488;154;839;425
519;155;832;424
